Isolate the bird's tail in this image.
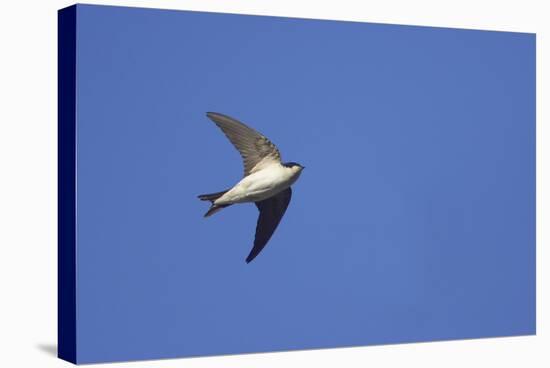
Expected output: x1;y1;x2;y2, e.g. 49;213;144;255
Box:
198;190;228;202
198;189;231;217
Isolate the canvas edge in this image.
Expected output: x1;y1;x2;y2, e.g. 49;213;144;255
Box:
58;4;77;365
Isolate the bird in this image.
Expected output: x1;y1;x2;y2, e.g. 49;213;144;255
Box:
198;112;304;263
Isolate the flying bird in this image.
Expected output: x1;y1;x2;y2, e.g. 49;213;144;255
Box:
198;112;304;263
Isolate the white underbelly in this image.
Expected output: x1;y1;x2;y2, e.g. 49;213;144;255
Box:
215;167;291;205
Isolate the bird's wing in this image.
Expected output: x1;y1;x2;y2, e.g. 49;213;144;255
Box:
206;112;282;177
246;187;292;263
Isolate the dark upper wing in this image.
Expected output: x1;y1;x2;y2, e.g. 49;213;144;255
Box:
246;188;292;263
206;112;281;177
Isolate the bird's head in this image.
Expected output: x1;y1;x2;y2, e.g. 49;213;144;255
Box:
282;161;305;172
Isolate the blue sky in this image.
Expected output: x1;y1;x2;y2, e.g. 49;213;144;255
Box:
74;4;535;363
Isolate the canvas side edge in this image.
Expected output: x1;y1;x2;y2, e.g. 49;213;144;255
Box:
58;4;77;365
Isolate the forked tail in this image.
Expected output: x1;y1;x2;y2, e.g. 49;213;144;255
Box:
197;189;231;217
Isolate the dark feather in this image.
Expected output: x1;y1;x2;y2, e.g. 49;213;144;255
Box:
198;189;230;217
246;187;292;263
198;189;228;203
204;204;230;217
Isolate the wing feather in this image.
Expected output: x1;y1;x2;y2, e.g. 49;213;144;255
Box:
246;188;292;263
206;112;281;176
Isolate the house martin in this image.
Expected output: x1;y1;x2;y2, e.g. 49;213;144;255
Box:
198;112;304;263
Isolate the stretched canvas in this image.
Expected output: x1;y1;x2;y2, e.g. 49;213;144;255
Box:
58;4;536;364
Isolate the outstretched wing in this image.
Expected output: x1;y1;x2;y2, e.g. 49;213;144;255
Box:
246;188;292;263
206;112;282;177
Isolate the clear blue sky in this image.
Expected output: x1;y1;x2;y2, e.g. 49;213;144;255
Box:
74;4;535;363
